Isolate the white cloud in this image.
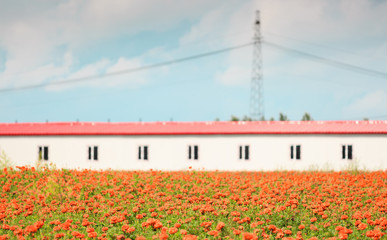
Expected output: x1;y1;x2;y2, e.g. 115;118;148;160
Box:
259;0;387;44
69;59;109;79
179;8;225;46
0;0;227;89
0;0;387;92
345;90;387;118
46;56;150;91
0;51;73;89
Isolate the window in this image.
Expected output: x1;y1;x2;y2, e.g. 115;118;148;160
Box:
88;146;98;160
188;145;199;160
38;146;49;161
290;145;301;160
342;145;353;160
239;145;249;160
138;145;148;160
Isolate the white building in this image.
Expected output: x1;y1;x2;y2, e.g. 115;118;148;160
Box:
0;121;386;171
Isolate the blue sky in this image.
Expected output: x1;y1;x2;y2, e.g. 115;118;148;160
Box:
0;0;387;123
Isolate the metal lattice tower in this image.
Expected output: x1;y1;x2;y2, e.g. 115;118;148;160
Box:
249;10;264;120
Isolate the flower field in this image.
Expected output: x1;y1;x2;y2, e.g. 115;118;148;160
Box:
0;167;386;240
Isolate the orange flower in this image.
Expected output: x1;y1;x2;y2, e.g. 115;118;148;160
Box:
208;230;219;237
169;227;178;234
242;232;257;240
357;223;367;230
216;222;225;231
110;216;125;224
183;235;198;240
88;232;97;238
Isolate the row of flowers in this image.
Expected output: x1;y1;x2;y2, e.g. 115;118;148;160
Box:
0;166;386;239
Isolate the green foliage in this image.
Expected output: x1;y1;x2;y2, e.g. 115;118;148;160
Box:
279;112;289;121
230;115;240;121
35;160;57;172
230;115;255;121
301;112;313;121
0;150;13;168
242;115;253;121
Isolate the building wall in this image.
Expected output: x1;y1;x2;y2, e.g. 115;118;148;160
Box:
0;134;386;171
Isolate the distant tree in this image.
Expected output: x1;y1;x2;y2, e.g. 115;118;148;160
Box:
259;116;266;121
363;118;369;121
301;112;313;121
242;115;253;121
230;115;240;121
269;117;275;121
214;117;220;121
279;113;289;121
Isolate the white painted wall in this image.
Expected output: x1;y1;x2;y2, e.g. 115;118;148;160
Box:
0;134;386;171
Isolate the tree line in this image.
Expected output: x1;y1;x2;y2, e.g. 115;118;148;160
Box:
228;112;312;121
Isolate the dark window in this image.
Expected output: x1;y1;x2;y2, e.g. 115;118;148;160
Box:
39;146;49;161
348;145;352;160
342;145;353;160
296;145;301;160
245;146;249;160
188;145;198;160
239;145;249;160
194;146;198;160
290;145;301;160
144;146;148;160
88;146;98;160
44;146;48;160
93;146;98;160
138;146;148;160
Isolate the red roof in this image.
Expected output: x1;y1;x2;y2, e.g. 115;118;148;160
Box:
0;121;387;136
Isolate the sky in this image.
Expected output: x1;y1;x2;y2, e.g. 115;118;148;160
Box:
0;0;387;123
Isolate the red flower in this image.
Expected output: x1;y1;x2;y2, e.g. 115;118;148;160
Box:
243;232;258;240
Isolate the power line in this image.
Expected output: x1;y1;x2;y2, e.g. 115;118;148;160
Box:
264;41;387;79
0;42;253;93
264;31;387;63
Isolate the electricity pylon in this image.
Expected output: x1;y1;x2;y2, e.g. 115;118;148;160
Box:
249;10;264;120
